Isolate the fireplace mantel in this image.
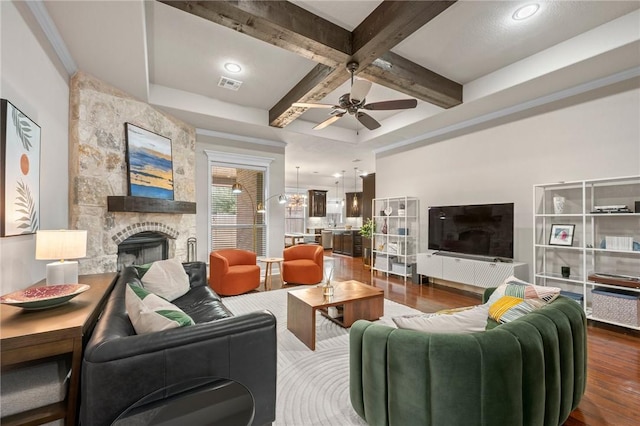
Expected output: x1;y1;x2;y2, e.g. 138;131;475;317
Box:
107;196;196;214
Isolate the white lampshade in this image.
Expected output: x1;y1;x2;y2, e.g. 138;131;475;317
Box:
36;230;87;285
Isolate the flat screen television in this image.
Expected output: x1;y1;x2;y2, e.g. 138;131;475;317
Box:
428;203;514;259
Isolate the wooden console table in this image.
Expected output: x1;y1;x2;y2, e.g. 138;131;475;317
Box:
1;272;117;425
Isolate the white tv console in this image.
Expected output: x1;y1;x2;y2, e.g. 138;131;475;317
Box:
416;251;528;289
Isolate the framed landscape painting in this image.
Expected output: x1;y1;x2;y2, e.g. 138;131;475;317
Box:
1;99;41;237
125;123;174;200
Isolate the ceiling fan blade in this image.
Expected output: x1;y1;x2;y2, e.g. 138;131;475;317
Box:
293;102;336;109
363;99;418;110
350;79;372;103
356;112;381;130
313;113;345;130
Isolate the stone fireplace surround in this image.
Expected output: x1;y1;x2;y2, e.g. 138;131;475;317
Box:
69;72;196;274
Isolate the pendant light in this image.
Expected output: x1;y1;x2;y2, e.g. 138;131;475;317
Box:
341;170;346;207
289;166;305;208
352;167;359;213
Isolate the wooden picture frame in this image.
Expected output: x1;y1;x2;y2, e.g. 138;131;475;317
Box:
1;99;41;237
549;224;575;246
124;123;174;200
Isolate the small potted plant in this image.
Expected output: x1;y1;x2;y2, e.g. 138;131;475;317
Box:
360;218;376;268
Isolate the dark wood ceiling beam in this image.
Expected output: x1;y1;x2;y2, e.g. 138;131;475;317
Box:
350;0;456;68
269;64;349;127
160;1;463;127
159;1;351;66
270;0;457;128
360;52;462;109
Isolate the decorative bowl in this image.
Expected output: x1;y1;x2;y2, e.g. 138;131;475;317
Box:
0;284;90;310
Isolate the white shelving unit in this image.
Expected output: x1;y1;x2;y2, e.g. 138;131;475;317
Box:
371;196;419;283
533;175;640;330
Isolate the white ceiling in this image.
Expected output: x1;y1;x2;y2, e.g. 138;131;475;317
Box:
39;0;640;190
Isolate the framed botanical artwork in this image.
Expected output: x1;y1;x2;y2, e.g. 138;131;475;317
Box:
549;224;575;246
124;123;174;200
1;99;41;237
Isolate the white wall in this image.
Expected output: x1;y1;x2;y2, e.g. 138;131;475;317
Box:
376;81;640;280
0;1;70;293
195;135;286;261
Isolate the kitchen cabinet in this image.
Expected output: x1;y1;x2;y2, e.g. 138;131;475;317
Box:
308;190;327;217
332;230;362;257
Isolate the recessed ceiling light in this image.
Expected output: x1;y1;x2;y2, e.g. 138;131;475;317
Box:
512;4;539;20
333;172;342;178
224;62;242;73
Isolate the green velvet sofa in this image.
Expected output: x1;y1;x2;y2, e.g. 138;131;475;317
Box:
349;290;587;426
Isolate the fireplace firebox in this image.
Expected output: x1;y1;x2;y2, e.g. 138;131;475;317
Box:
117;231;168;271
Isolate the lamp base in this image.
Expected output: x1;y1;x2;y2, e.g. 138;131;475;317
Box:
46;261;79;285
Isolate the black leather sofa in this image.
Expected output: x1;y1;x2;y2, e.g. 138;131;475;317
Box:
80;261;276;425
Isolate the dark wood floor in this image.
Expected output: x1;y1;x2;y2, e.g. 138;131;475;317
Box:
269;251;640;426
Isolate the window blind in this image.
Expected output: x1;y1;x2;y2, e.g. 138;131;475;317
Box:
211;166;265;256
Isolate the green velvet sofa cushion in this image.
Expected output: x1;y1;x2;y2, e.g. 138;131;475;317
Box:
350;294;587;426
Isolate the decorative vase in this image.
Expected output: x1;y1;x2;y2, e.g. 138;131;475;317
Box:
322;281;334;297
553;196;566;214
382;218;388;234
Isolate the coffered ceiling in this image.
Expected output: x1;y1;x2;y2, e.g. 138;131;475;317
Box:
38;1;640;189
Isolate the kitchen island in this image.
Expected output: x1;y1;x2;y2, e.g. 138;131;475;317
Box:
332;229;362;257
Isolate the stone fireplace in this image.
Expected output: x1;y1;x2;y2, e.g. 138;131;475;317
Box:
68;72;196;274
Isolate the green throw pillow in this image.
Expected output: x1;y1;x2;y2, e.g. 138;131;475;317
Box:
134;263;153;278
125;283;194;335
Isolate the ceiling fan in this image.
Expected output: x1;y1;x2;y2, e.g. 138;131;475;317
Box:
293;61;418;131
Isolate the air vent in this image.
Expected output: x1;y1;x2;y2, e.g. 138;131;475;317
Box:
218;76;243;91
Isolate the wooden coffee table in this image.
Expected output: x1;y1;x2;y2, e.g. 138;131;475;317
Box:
287;280;384;350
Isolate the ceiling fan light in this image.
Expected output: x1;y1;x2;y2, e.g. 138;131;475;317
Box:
350;79;372;103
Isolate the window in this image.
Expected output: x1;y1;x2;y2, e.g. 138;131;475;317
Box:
206;151;273;258
211;166;265;255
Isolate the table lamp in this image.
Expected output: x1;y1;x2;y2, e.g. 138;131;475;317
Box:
36;230;87;284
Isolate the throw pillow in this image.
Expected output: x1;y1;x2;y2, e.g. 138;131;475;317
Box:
392;304;489;334
487;276;561;323
125;284;194;335
141;257;190;301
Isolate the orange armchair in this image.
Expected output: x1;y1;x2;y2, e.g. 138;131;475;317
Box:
282;245;324;285
209;249;260;296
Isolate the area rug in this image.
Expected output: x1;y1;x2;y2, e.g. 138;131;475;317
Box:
223;286;424;425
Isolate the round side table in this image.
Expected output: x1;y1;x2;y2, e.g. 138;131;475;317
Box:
258;257;284;291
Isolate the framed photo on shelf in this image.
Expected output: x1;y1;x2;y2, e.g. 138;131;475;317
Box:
549;224;575;246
